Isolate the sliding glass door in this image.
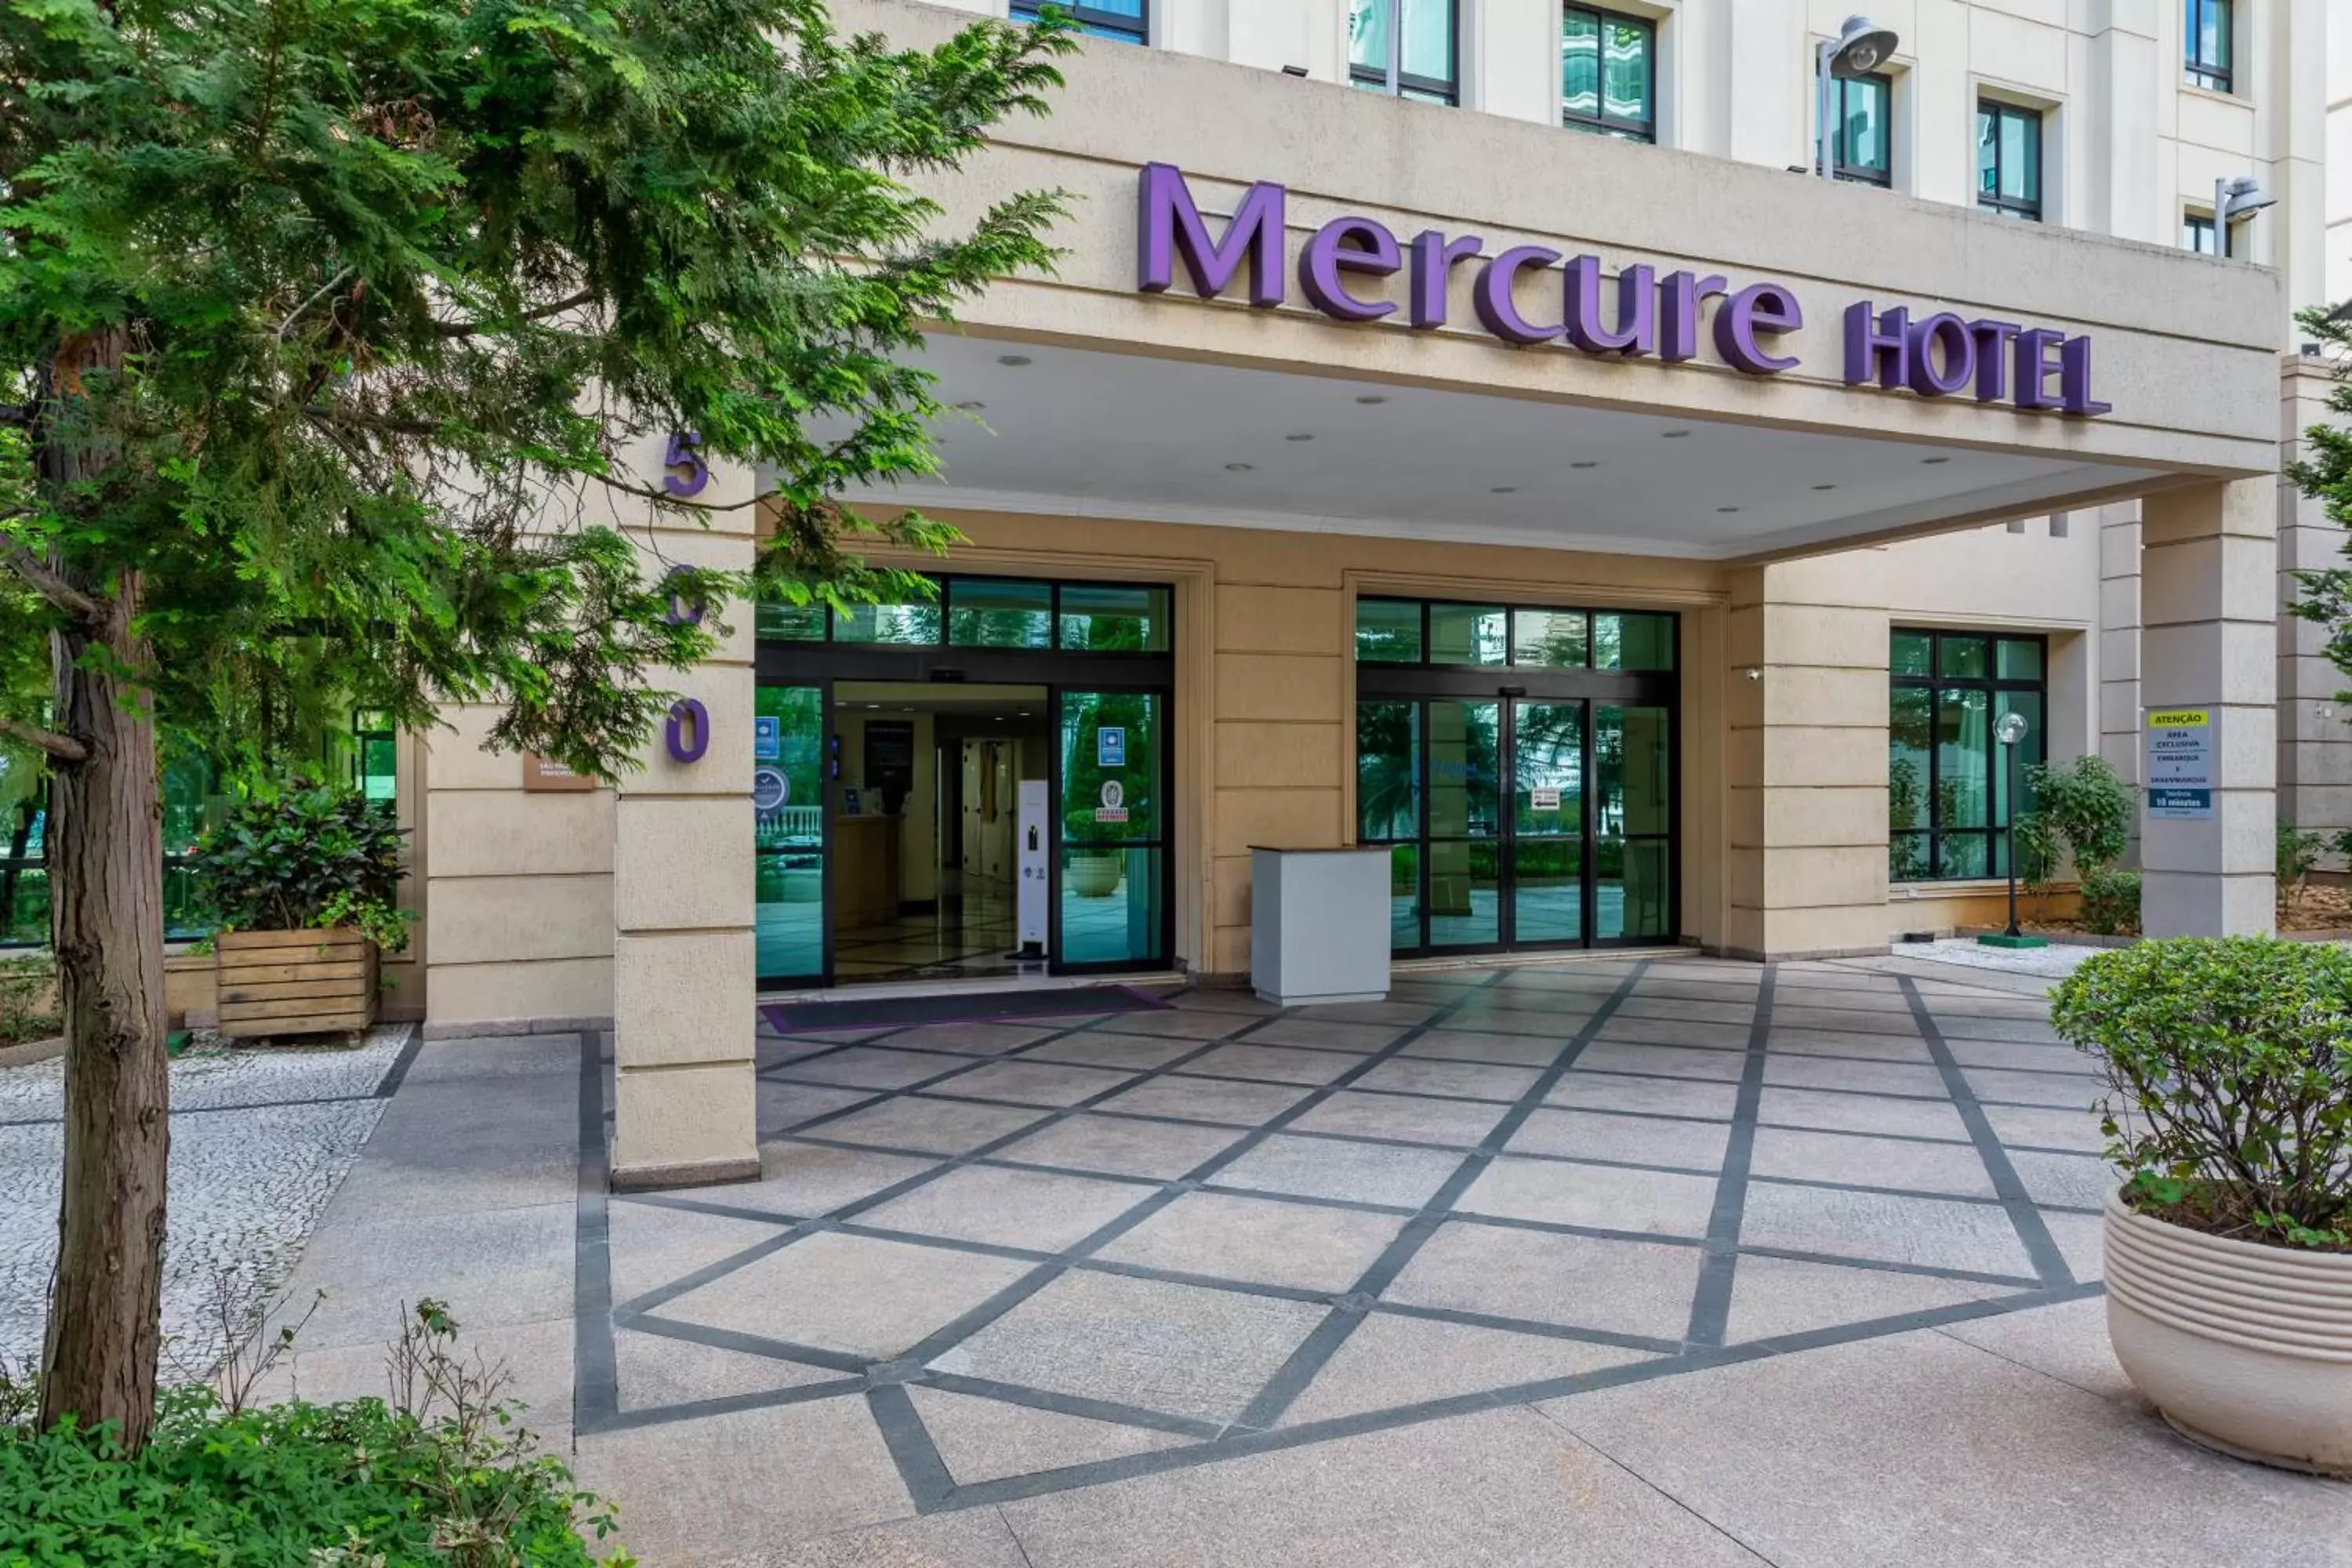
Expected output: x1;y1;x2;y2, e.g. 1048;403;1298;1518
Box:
1054;688;1170;971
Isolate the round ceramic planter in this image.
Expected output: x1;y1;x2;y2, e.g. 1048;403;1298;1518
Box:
2104;1192;2352;1477
1066;854;1125;899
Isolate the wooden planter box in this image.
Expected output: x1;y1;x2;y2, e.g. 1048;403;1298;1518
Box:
215;927;378;1040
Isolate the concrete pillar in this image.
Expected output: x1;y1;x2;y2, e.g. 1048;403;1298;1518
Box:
610;440;761;1189
2139;478;2278;937
2096;500;2144;792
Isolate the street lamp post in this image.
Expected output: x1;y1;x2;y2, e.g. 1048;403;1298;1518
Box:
1816;16;1900;183
2212;175;2277;260
1980;711;2045;950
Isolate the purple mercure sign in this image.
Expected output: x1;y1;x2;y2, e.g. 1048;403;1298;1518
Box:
1134;163;2110;418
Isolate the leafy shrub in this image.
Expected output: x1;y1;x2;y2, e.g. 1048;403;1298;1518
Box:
0;1301;630;1566
2077;867;2141;937
2279;822;2326;913
0;955;57;1046
193;781;412;950
2015;754;2136;895
2050;936;2352;1250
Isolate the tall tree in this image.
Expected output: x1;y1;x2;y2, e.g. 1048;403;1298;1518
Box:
0;0;1070;1448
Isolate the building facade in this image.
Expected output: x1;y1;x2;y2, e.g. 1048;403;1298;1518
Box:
305;0;2328;1185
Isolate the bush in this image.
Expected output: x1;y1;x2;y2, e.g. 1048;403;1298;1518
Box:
0;1301;630;1566
2049;936;2352;1250
2279;822;2326;913
2077;867;2141;937
2015;754;2136;895
0;955;57;1047
193;780;412;950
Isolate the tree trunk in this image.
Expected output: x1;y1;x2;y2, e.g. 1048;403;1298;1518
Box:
38;575;169;1449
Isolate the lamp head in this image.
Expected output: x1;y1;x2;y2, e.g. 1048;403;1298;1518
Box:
1829;15;1900;77
1994;712;2030;747
2218;175;2278;221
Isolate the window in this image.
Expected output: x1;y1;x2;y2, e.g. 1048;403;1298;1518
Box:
353;712;397;803
1561;5;1655;143
2184;0;2232;92
1889;630;2046;882
1976;100;2042;222
1349;0;1458;104
1822;72;1892;185
1355;599;1675;671
2183;212;2217;254
0;748;226;946
1011;0;1145;44
757;577;1169;654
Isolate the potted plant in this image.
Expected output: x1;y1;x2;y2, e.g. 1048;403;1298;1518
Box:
2050;937;2352;1475
193;781;411;1040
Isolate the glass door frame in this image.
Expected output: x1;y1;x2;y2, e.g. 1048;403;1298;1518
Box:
1357;659;1679;956
1048;681;1176;978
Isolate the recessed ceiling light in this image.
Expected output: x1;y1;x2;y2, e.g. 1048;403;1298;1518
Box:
1225;462;1254;472
1355;394;1388;405
1717;506;1740;514
1286;433;1315;442
1570;460;1599;470
1491;486;1518;495
1922;456;1951;465
1661;429;1692;439
996;354;1033;367
1813;483;1836;491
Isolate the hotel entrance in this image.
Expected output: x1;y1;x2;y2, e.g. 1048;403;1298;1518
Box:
1355;597;1678;956
752;576;1174;988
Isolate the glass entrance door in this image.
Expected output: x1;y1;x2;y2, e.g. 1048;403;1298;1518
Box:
755;684;827;983
1512;701;1585;946
1054;688;1169;971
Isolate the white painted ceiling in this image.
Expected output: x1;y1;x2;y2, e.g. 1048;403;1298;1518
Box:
845;336;2168;561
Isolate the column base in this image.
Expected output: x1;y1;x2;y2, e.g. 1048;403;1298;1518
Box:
611;1154;764;1192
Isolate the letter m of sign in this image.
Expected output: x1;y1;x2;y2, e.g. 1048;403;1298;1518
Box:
1137;163;1287;308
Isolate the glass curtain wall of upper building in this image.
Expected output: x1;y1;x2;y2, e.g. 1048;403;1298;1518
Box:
1888;630;2046;882
1356;599;1675;953
1976;101;2043;221
1825;73;1893;184
1010;0;1145;42
2184;0;2232;91
1560;5;1654;142
1349;0;1457;103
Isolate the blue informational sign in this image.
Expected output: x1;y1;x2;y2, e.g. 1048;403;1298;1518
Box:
1098;726;1127;768
753;715;781;761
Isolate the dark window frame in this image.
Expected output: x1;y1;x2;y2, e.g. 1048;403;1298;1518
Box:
2183;211;2218;253
2184;0;2232;93
1823;71;1893;186
1560;4;1657;144
757;575;1172;660
1349;0;1461;105
1010;0;1147;44
1889;628;2049;884
1976;99;2044;222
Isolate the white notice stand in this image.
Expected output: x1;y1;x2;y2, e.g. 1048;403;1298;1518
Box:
1250;846;1392;1007
1016;780;1049;957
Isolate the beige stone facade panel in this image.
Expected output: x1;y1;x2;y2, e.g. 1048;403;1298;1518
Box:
1213;721;1341;790
1215;653;1343;724
426;791;615;878
613;796;755;936
1213;788;1341;858
426;955;612;1027
613;930;757;1071
612;1061;758;1183
1217;583;1342;654
427;875;615;966
423;705;524;792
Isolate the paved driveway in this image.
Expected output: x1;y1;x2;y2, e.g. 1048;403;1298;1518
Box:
563;957;2350;1564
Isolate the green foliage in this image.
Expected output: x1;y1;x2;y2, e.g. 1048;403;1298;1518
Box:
1887;755;1928;880
2076;866;2141;938
2278;822;2326;913
2049;936;2352;1250
0;1300;629;1566
2013;753;2136;895
192;782;409;946
0;954;58;1046
0;0;1075;783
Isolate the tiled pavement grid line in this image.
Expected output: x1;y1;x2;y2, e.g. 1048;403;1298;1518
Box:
574;958;2113;1515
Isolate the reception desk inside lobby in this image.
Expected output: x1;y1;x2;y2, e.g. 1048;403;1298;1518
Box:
834;814;904;927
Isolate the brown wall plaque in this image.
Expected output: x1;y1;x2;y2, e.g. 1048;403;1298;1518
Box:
522;755;597;793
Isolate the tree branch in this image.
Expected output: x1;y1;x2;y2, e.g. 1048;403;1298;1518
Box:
0;717;86;764
432;289;597;338
300;405;441;437
592;473;771;514
1;543;105;626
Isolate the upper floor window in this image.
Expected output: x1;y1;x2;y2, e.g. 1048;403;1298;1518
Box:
1889;630;2046;883
1561;5;1656;143
1349;0;1459;104
1976;100;2043;222
2184;0;2232;92
1823;72;1892;185
1011;0;1146;44
2183;212;2218;253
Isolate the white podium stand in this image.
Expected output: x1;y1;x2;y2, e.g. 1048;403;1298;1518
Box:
1250;846;1392;1007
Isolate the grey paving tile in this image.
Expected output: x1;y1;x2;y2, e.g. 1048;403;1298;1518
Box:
1764;1028;1933;1062
1285;1090;1509;1149
1095;1190;1408;1292
615;1324;842;1413
1178;1043;1362;1086
2041;1208;2106;1282
1759;1054;1950;1097
857;1165;1149;1252
907;1386;1192;1486
1384;1221;1704;1341
270;1200;575;1351
1575;1041;1749;1082
1090;1007;1261;1041
814;1097;1055;1156
1736;1185;2036;1277
996;1406;1766;1568
2009;1149;2116;1210
1748;1127;1998;1199
258;1317;572;1425
1932;1014;2066;1044
1942;1036;2090;1073
733;1144;945;1218
1282;1312;1660;1427
942;1060;1139;1108
1242;1018;1408;1053
1591;1015;1755;1049
930;1269;1327;1425
660;1231;1032;1360
1495;969;1627;996
1453;1156;1718;1238
1506;1107;1730;1171
1755;1087;1969;1142
1352;1057;1541;1102
1766;1004;1920;1036
1096;1076;1313;1126
710;1509;1031;1568
776;1048;975;1091
1546;1071;1740;1120
1720;1254;2002;1345
1980;1102;2107;1152
1290;1000;1443;1027
1214;1134;1463;1209
759;1080;878;1133
1613;996;1759;1025
886;1022;1067;1056
1962;1065;2105;1111
1769;984;1912;1014
577;1395;908;1563
1025;1033;1206;1072
398;1033;581;1086
1403;1028;1574;1065
1933;1296;2136;1403
989;1113;1247;1181
1542;1327;2352;1568
610;1199;788;1304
